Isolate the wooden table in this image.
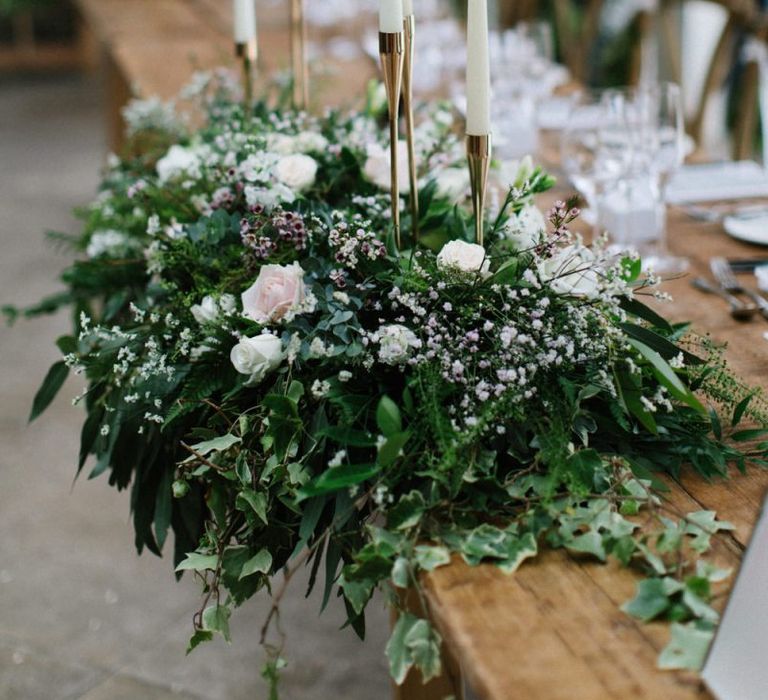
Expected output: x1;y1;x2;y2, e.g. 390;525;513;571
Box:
73;3;768;698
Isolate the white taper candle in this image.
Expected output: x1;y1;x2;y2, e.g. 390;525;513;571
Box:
466;0;491;135
380;0;404;32
233;0;257;44
403;0;414;15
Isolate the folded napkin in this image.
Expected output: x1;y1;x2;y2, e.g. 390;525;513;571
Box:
666;161;768;204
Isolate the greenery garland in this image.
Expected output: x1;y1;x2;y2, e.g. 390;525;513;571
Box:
8;71;768;694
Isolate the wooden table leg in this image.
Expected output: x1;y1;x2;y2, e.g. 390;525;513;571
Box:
392;590;466;700
103;49;131;154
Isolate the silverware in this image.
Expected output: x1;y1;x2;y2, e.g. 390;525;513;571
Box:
691;277;757;321
710;256;768;320
684;204;768;223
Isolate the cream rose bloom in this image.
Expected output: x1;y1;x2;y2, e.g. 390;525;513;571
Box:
434;168;470;203
363;141;409;191
191;294;237;325
242;262;307;324
295;131;329;153
437;240;490;277
538;245;601;298
230;333;284;384
274;154;318;192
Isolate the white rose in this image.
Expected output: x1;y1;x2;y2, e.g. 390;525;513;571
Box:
266;133;298;155
295;131;329;153
241;262;307;324
274;154;318;192
504;204;546;251
191;295;220;325
434;168;470;203
239;152;278;183
156;144;205;183
437;240;490;277
538;245;601;298
377;324;421;365
363;141;409;191
230;333;285;384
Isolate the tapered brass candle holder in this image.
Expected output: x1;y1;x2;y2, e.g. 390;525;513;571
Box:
290;0;309;110
402;13;419;245
379;31;405;250
466;133;492;246
235;39;258;109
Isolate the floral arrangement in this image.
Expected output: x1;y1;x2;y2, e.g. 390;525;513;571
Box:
9;71;768;692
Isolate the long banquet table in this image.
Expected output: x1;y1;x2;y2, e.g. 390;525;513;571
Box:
73;2;768;698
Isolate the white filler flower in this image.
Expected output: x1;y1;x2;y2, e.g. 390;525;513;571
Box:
230;333;285;385
437;240;490;277
378;324;421;365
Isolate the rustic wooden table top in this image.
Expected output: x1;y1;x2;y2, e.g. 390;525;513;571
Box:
73;2;768;698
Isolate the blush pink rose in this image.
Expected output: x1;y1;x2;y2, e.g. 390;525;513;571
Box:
242;262;306;324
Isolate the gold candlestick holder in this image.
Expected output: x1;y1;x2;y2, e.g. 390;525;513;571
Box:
235;39;258;110
402;13;419;245
379;31;405;250
466;133;492;246
290;0;309;110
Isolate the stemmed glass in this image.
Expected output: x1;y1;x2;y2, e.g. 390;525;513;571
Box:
625;82;689;274
560;91;629;227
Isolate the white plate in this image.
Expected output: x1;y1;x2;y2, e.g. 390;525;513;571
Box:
723;213;768;246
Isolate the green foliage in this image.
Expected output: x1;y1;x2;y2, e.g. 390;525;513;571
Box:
13;76;768;695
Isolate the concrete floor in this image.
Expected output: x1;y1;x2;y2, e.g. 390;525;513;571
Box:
0;74;390;700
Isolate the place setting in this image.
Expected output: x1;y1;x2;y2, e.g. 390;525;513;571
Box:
5;1;768;699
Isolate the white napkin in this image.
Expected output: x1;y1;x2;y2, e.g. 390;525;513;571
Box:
666;161;768;204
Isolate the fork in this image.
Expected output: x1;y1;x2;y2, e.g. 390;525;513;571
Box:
710;256;768;320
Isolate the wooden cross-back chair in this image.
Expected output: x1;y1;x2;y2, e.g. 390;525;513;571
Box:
655;0;762;158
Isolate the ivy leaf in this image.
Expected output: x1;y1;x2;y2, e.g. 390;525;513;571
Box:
188;434;241;457
186;630;214;655
339;574;373;616
622;578;672;622
565;531;606;562
658;622;714;671
240;549;273;579
202;604;232;642
236;489;268;524
414;545;451;572
391;557;410;588
376;396;402;437
404;618;443;683
387;613;418;685
175;553;219;573
497;533;538;575
387;491;426;531
685;511;735;554
29;361;69;422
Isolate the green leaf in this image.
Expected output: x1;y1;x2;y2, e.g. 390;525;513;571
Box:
619;297;673;332
387;491;426;530
391;557;411;588
340;574;373;616
622;578;671;622
378;431;410;467
175;553;219;573
377;396;402;437
497;532;538;574
565;531;606;562
240;549;273;579
414;545;451;572
202;604;232;642
658;622;714;671
188;434;241;457
297;463;379;500
29;361;69;422
186;630;214;654
628;339;704;413
621;323;703;365
236;489;268;524
387;613;417;685
404;618;443;684
566;449;603;491
732;392;756;426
